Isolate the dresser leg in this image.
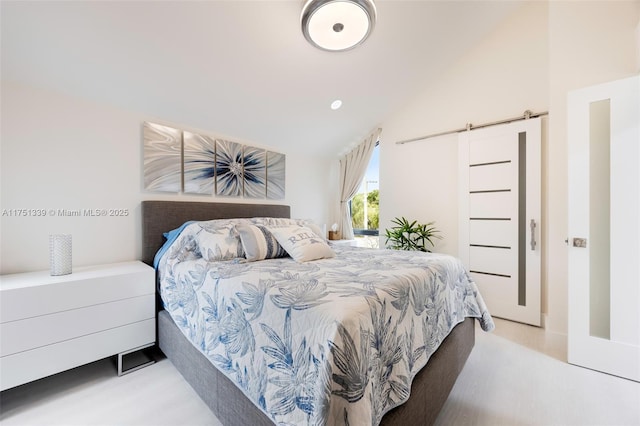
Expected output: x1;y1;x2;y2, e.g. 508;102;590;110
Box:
117;343;156;376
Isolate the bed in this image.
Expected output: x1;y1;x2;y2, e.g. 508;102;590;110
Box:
142;200;494;426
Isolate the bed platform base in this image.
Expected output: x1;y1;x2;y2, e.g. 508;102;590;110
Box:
158;310;474;426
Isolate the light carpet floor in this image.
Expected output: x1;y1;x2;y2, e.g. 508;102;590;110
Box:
1;318;638;426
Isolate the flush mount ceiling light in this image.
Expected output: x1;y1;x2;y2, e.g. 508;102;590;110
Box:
301;0;377;52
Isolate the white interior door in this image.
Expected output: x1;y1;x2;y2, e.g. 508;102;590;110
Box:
459;118;541;326
568;75;640;382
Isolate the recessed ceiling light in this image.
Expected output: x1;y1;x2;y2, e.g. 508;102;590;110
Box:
331;99;343;110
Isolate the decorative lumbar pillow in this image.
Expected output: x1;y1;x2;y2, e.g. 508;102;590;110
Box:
236;223;288;262
267;225;335;262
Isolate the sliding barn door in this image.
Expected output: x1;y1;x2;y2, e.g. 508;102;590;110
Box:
459;118;541;326
567;75;639;382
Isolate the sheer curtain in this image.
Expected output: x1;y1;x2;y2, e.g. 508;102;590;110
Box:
339;128;381;240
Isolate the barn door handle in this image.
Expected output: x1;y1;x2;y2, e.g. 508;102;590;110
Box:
530;219;537;251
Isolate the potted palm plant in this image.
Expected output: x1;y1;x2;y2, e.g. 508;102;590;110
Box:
384;217;441;252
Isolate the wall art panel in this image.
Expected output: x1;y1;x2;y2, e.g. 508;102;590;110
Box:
266;151;286;199
216;139;243;197
183;131;216;195
243;146;266;198
143;122;182;192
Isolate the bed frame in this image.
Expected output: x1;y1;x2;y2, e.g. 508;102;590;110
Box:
141;200;474;426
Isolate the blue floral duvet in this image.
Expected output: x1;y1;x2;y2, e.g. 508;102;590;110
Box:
158;244;494;425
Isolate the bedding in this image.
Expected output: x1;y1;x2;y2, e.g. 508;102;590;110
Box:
156;221;494;426
155;217;324;265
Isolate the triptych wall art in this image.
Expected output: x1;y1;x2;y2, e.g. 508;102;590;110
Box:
143;122;285;199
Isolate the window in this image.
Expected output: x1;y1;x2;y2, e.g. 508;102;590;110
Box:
351;143;379;247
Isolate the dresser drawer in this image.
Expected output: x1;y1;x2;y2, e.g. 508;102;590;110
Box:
1;294;155;357
0;319;155;390
0;262;155;323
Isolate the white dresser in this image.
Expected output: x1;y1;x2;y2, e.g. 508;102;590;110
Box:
0;261;155;390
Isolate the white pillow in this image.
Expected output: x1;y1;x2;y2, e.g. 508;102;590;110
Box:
194;220;246;261
253;218;326;240
267;225;335;262
236;223;288;262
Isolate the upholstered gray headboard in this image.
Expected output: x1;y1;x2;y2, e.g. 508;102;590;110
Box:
141;200;291;266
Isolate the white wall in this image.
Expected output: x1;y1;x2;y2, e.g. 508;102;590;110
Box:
380;0;639;337
380;0;548;254
0;82;335;274
546;0;640;335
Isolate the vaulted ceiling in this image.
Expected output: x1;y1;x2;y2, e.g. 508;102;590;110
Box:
1;1;524;157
